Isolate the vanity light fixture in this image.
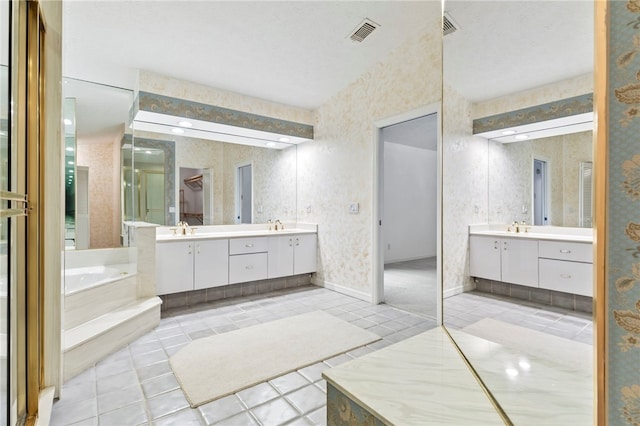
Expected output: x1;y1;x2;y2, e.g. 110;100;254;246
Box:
514;134;529;140
63;118;73;125
171;128;185;134
501;130;516;135
178;120;192;127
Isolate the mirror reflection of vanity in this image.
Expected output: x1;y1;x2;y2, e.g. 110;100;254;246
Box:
442;0;594;423
63;78;303;250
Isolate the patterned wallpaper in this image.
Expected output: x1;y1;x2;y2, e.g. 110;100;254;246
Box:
442;83;490;296
472;73;593;120
137;70;314;126
297;9;442;297
606;1;640;423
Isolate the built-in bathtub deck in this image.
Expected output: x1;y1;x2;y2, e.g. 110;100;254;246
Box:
323;327;505;425
324;326;593;425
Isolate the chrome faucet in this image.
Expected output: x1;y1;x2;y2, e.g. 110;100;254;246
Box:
274;219;283;231
267;219;273;231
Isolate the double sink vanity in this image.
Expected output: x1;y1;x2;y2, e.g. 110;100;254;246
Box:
469;224;593;298
155;223;317;295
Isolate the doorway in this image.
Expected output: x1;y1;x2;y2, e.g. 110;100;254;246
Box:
236;163;252;224
374;108;440;320
533;158;548;225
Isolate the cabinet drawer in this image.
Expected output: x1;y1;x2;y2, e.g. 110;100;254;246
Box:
539;258;593;297
539;241;592;263
229;253;268;284
229;237;268;255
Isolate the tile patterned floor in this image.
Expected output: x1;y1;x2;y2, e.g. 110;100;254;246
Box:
51;284;594;426
383;257;437;319
445;290;593;345
51;286;437;426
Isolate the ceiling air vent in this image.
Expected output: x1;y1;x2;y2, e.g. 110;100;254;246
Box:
443;12;459;36
349;19;379;43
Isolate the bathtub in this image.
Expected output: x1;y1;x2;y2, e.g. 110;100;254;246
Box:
64;263;137;295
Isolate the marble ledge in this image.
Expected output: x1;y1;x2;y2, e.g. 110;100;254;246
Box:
323;327;504;425
448;330;593;425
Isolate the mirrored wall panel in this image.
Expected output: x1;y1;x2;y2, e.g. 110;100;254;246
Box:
442;1;594;423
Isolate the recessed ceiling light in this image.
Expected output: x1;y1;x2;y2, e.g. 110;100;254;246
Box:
145;150;152;154
0;131;6;136
505;368;519;377
68;161;74;165
501;130;516;135
63;119;73;125
66;147;74;152
134;147;141;151
265;142;276;148
178;120;192;128
278;137;290;143
515;134;529;140
171;128;185;134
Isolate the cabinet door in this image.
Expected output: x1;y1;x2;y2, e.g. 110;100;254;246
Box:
501;238;538;287
268;236;294;279
294;234;317;275
469;235;501;281
194;239;229;289
156;241;194;295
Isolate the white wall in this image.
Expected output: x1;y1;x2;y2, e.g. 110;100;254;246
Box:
383;142;437;263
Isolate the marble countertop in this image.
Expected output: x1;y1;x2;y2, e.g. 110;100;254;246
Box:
322;328;505;425
469;224;593;243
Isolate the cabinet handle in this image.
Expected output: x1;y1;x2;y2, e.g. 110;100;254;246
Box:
559;249;571;254
289;238;293;247
503;241;507;251
245;265;254;270
296;237;300;246
560;274;572;279
494;241;499;250
188;244;192;255
245;244;254;248
197;244;200;254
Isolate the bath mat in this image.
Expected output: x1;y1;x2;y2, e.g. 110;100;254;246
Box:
170;310;381;408
461;317;592;371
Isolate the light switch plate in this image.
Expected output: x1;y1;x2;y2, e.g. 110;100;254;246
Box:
349;203;359;214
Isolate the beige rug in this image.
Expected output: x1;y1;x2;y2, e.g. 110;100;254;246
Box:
170;310;381;407
461;317;592;371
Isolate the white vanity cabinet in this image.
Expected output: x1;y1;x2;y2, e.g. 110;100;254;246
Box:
268;234;317;279
229;237;268;284
469;235;538;287
156;239;229;295
538;241;593;296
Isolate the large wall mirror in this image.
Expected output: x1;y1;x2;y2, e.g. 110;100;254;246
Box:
63;78;299;250
442;1;594;423
127;123;298;228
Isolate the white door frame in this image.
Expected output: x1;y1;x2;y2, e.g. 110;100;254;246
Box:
235;161;253;224
372;103;442;325
532;155;551;226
